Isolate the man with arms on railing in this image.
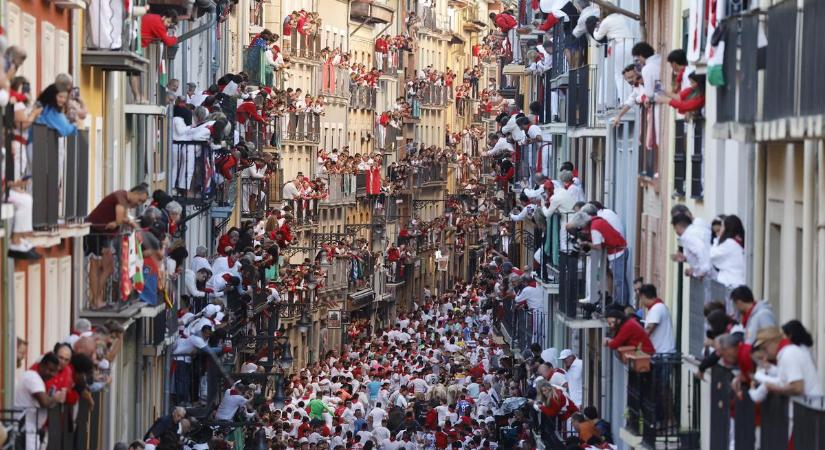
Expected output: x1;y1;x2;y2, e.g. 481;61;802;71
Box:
558;349;583;408
14;352;66;450
568;204;629;306
638;284;675;355
145;406;186;441
172;324;222;405
670;211;712;280
84;184;149;309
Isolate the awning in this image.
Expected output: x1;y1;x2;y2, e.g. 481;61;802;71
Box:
450;33;465;45
349;290;375;310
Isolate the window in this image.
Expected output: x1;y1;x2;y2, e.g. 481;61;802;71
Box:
690;119;704;199
673;120;686;196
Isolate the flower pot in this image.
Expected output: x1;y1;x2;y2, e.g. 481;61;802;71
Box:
627;352;652;373
617;346;637;363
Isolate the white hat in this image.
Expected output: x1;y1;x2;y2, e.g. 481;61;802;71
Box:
204;304;221;318
540;348;557;363
558;349;574;360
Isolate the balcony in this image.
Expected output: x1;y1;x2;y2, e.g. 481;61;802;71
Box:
170;140;215;204
283;198;318;227
548;24;571;81
763;1;797;122
348;254;375;293
286;29;322;61
81;231;146;315
31;125;89;231
241;177;268;219
243;45;275;88
320;66;351;98
420;85;449;108
386;261;411;286
414;162;448;187
322;173;357;205
82;3;148;72
281;112;320;144
715;14;759;136
350;0;394;24
462;8;486;33
501;299;548;354
355;172;368;197
622;353;700;449
567;65;598;128
349;85;377;110
244;119;280;150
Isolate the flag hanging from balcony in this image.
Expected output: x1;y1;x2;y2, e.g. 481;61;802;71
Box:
129;232;145;295
120;235;132;301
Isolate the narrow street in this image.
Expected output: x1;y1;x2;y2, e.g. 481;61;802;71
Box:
2;0;825;449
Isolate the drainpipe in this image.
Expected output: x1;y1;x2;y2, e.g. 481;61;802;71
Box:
801;140;815;330
816;141;825;370
780;143;797;319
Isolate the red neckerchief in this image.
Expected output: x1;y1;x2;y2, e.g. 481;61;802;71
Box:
564;181;573;190
733;236;744;248
648;299;664;309
741;304;756;327
776;338;792;355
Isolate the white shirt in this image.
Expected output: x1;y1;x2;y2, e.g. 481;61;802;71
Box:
486;137;514;157
369;407;387;428
14;370;47;437
211;256;240;276
543;187;577;252
510;204;537;222
593;14;635;40
709;238;746;288
641;54;662;100
597;209;625;237
516;285;546;312
216;389;248;420
565;358;584;406
777;345;824;397
678;224;712;277
174;334;208;360
282;181;300;200
572;5;600;38
645;302;675;354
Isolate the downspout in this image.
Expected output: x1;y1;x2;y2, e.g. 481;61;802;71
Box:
816;141;825;371
801;140;815;330
135;319;144;438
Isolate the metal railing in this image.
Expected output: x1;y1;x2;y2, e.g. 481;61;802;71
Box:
320;65;351;98
386;260;411;285
322;173;356;204
420;85;448;107
349;85;377;110
501;298;549;354
240;177;268;218
348;254;375;292
243;45;275;88
283;198;318;226
287;29;321;60
82;231;139;312
413;162;447;186
567;65;597;128
281;112;320;143
548;25;570;80
244;119;280;150
625;353;700;449
170;140;214;199
31;125;89;230
764;1;797;121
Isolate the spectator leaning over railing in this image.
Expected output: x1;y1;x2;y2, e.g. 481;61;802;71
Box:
603;307;655;354
84;184;149;309
568;204;629;306
130;9;179;104
731;285;776;345
14;352;66;450
5;74;40;260
752;324;823;398
670;209;712;280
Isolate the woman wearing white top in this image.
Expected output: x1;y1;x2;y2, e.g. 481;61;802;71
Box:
709;215;746;288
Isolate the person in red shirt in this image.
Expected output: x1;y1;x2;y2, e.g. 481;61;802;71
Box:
375;35;389;70
131;10;178;103
141;11;179;48
489;12;517;33
656;73;706;115
604;308;655;354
